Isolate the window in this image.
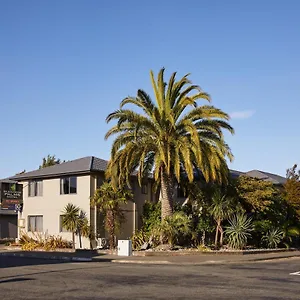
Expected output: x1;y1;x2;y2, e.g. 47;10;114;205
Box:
28;180;43;197
141;183;148;194
60;177;77;194
28;215;43;232
96;176;103;189
177;185;185;198
59;215;69;232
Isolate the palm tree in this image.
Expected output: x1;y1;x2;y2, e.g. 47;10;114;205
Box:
210;190;235;247
61;203;80;249
91;182;132;250
61;204;89;249
105;68;234;220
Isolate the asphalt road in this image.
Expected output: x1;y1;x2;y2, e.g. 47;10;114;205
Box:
1;256;300;299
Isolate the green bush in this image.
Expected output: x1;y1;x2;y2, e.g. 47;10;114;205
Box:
262;228;284;248
142;201;161;232
153;211;191;246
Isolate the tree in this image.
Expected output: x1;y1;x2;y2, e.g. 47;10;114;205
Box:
210;190;235;247
236;176;277;213
91;182;132;250
39;155;61;169
284;164;300;217
61;203;89;249
105;68;234;220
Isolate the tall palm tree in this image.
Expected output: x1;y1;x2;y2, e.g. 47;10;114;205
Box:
105;68;234;219
210;190;235;247
61;203;80;249
91;182;132;250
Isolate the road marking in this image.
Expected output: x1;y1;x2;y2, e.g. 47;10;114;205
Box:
289;271;300;275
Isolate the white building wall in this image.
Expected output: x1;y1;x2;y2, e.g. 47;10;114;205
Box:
19;175;91;249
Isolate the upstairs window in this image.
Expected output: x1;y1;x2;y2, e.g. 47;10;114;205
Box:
28;180;43;197
177;184;185;198
141;183;148;194
60;177;77;195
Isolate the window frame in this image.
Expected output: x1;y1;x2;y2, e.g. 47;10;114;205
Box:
141;183;148;194
28;180;43;197
177;184;185;198
60;176;77;195
28;215;43;232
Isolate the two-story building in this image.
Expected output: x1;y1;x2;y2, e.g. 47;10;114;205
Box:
9;156;158;248
8;155;287;249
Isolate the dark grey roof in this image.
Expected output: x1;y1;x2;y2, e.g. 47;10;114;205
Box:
9;156;108;181
229;169;245;178
245;170;286;185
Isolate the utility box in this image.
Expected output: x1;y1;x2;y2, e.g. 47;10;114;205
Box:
117;240;132;256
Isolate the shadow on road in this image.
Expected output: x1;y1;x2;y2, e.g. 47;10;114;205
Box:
0;249;112;269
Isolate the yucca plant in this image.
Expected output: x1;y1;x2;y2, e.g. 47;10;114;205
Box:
225;213;253;250
262;228;284;249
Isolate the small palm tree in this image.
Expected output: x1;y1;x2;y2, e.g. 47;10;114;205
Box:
91;182;133;250
61;203;80;249
105;68;234;220
210;190;234;247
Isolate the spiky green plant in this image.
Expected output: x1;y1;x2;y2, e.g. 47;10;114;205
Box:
225;213;253;250
262;228;284;249
105;68;234;220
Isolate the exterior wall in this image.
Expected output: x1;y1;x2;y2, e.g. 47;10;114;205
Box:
132;179;158;230
17;173;159;249
18;175;91;249
0;213;17;239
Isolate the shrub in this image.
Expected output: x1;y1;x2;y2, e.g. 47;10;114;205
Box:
142;201;161;232
153;211;191;246
262;228;284;248
131;230;150;250
19;232;72;251
225;213;253;250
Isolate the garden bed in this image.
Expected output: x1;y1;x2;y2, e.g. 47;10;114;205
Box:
133;248;299;256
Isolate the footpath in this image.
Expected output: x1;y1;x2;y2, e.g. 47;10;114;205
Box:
1;245;300;265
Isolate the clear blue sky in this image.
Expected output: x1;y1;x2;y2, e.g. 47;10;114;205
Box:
1;0;299;178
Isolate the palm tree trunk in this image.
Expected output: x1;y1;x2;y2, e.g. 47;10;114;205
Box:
215;225;219;247
78;229;82;249
219;226;224;246
106;210;115;252
215;219;221;247
72;231;75;249
160;168;173;219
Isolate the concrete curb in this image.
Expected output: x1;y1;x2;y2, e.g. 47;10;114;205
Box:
1;251;299;265
111;255;300;266
111;259;172;265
